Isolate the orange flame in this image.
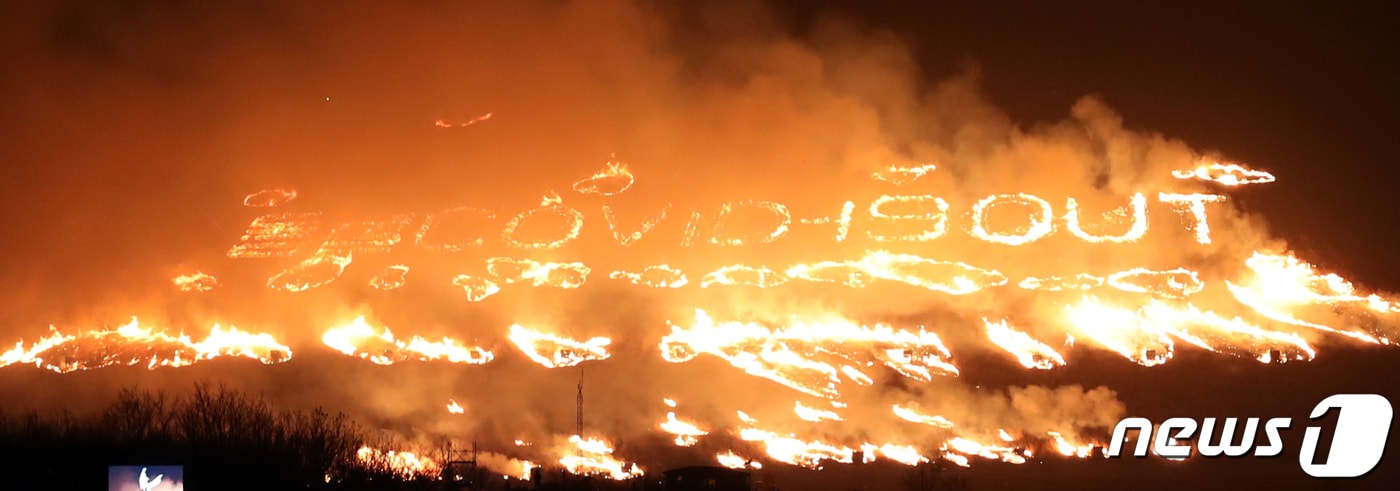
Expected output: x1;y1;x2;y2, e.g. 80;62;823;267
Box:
660;310;957;399
356;445;439;479
507;325;611;368
572;162;635;196
983;319;1066;369
871;163;937;185
1;318;290;373
321;317;493;365
242;188;298;207
1172;161;1276;186
558;435;643;480
172;271;219;292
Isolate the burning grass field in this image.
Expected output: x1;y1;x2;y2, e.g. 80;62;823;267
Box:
2;0;1400;490
4;341;1397;490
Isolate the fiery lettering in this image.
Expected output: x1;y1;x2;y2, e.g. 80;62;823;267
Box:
318;214;416;256
866;195;949;242
1064;193;1148;243
502;194;584;250
798;200;856;242
970;194;1055;245
602;204;669;246
710;200;792;246
415;207;496;252
227;212;325;259
572;162;635;196
1159;192;1226;244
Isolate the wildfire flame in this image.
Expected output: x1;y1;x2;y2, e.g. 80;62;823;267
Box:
942;437;1029;465
266;250;353;292
1066;297;1175;366
1172;161;1276;186
369;265;410;291
983;319;1066;370
660;310;957;399
870;443;929;465
172;271;219;292
737;427;856;470
242;188;298;207
1048;431;1095;458
321;316;494;365
433;112;493;127
558;435;643;480
793;401;844;422
356;445;439;479
506;325;611;368
111;156;1400;480
1;318;290;373
771;409;1081;469
892;404;955;428
487;257;591;289
716;451;761;469
871;163;937;185
452;274;502;302
610;265;688;288
659;411;708;447
572;162;635;196
1228;251;1397;344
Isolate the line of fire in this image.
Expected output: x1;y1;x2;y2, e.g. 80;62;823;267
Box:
5;159;1397;490
5;4;1398;489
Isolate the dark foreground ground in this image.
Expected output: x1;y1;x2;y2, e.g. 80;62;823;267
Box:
2;345;1397;491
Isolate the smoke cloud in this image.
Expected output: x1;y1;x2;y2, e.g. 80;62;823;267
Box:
2;0;1381;474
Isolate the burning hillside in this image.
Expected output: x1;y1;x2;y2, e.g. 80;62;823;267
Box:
0;1;1397;489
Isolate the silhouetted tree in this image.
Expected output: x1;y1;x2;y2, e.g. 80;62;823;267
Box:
902;461;968;491
0;382;394;491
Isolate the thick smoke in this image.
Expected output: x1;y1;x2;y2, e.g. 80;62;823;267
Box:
0;0;1347;471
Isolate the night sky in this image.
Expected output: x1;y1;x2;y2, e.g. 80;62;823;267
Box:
775;3;1400;489
774;1;1400;281
783;3;1400;488
2;1;1399;490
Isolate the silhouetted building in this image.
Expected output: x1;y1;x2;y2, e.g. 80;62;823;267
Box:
662;466;750;491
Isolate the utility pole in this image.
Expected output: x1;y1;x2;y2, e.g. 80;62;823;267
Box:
575;367;584;436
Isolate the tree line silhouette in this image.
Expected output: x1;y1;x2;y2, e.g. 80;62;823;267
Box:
0;382;973;491
0;382;441;490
